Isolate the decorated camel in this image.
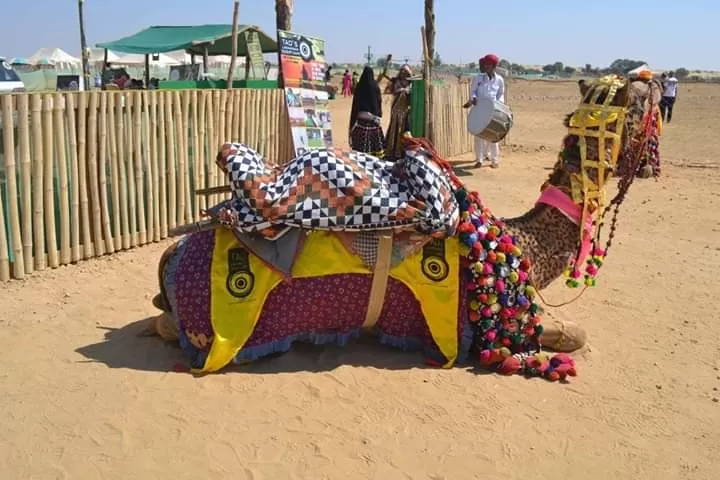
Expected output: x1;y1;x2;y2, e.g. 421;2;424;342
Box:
147;75;662;382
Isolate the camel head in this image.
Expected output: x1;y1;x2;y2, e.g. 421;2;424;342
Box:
545;75;662;209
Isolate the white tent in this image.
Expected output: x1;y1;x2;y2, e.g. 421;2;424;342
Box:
627;63;661;77
88;48;121;65
114;53;180;67
28;47;81;68
166;50;193;65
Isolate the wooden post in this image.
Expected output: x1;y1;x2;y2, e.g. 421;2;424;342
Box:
203;46;209;74
226;0;240;89
275;0;293;88
101;48;108;90
503;68;510;146
77;0;91;91
421;27;431;139
424;0;435;142
144;54;150;89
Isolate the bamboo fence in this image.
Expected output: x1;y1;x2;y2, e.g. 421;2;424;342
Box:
427;82;474;157
0;89;292;281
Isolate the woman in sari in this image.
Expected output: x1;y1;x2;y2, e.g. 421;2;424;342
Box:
342;70;352;97
348;66;385;156
384;65;413;160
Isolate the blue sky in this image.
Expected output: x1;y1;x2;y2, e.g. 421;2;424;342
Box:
2;0;717;70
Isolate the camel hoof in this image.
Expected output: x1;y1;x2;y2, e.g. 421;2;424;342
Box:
139;313;179;342
638;164;654;179
544;321;587;353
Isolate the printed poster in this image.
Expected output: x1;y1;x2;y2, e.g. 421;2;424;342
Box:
278;30;333;156
244;30;266;80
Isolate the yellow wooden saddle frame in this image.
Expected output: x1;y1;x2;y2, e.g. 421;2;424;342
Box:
566;75;629;246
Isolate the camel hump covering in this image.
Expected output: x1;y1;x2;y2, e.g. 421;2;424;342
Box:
217;143;460;235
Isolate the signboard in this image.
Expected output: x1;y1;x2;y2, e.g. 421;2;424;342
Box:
278;30;327;89
245;30;266;80
278;30;332;156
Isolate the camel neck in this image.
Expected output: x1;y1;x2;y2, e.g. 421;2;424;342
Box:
503;202;580;290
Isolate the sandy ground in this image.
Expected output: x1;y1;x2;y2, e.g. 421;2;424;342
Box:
1;80;719;480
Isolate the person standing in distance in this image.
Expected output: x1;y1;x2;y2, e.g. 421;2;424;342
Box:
463;54;505;168
660;71;679;123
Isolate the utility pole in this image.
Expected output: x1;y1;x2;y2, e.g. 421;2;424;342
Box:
77;0;90;90
226;0;240;89
364;46;373;66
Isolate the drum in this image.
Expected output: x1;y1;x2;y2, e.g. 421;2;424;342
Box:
467;97;514;143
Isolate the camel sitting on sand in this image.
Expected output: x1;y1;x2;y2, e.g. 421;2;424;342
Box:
147;74;662;381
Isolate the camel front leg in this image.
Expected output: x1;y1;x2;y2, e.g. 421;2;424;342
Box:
138;313;180;342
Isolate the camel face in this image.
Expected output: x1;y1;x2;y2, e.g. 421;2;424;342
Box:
573;76;663;180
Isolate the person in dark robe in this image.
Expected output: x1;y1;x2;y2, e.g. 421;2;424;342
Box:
348;66;385;156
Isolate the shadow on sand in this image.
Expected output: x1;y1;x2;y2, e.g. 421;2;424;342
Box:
75;319;187;373
76;318;492;376
449;160;477;177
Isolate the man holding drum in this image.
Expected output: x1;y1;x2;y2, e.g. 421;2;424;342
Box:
463;54;505;168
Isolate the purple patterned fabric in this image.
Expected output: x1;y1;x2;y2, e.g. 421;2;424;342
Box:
245;274;371;347
169;230;469;366
174;230;214;340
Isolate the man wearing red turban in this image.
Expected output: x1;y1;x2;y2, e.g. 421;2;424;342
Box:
463;53;505;168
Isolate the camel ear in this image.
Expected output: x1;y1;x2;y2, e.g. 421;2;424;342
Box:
578;79;591;97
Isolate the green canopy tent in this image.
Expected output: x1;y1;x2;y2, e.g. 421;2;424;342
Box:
96;24;278;87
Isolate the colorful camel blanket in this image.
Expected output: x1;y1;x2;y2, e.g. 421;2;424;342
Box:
217;143;460;234
165;228;467;373
164;141;578;382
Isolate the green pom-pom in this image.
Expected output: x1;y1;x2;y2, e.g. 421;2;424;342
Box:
534;324;544;336
529;304;538;314
480;320;492;330
566;278;580;288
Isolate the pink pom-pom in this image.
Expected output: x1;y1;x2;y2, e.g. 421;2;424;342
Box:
485;330;497;341
484;263;494;275
481;307;493;318
554;364;576;379
586;264;598;275
500;234;513;244
551;353;576;369
498;356;522;375
537;360;551;374
496;280;506;293
593;248;606;257
518;271;529;282
570;268;582;279
479;349;492;363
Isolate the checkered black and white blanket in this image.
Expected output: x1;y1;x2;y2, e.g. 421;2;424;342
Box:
216;143;460;234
